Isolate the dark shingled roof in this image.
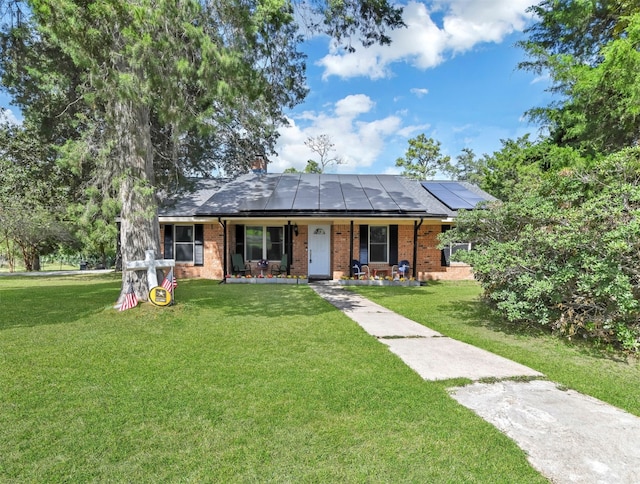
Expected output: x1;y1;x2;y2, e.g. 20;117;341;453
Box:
159;174;495;219
158;179;226;217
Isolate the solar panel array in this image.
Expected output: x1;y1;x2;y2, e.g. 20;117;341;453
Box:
194;174;490;216
420;182;488;210
201;174;431;214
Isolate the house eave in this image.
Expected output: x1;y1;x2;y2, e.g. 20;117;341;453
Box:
193;210;449;219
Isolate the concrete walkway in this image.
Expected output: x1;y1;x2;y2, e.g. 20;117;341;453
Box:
311;283;640;484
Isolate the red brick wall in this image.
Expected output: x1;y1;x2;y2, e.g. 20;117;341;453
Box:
345;222;473;281
160;223;224;280
415;223;474;280
291;225;308;276
415;223;442;275
328;224;347;279
160;220;473;281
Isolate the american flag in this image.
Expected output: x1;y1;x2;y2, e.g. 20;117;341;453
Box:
119;284;138;311
161;268;177;291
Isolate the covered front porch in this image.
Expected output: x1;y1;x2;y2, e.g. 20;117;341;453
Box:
219;217;465;282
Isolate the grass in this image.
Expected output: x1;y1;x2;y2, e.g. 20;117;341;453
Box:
0;262;80;273
0;275;549;482
351;281;640;417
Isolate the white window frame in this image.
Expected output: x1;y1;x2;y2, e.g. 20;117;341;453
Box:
174;224;195;263
444;242;472;265
369;225;389;263
245;225;285;261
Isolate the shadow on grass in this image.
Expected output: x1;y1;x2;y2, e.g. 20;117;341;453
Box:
442;298;549;338
438;293;631;362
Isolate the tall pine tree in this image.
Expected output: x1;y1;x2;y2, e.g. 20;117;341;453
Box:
0;0;404;300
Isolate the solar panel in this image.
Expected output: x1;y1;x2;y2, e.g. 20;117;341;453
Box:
195;174;490;216
377;175;425;211
340;175;372;210
292;175;320;210
421;182;487;210
265;175;300;210
319;175;347;210
239;175;278;211
360;175;400;211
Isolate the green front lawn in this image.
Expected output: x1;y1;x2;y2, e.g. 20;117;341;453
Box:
0;275;547;482
351;282;640;417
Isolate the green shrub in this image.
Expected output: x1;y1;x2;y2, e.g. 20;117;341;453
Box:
444;147;640;352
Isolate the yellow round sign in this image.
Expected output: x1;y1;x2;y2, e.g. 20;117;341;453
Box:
149;286;172;307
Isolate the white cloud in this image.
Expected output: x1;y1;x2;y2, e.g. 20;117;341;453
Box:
410;88;429;97
531;73;550;84
383;165;402;175
0;108;20;125
334;94;374;117
273;95;403;173
317;0;532;79
319;50;391;80
396;123;431;138
440;0;532;50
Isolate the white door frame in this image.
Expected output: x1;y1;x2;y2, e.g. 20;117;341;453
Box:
307;224;331;278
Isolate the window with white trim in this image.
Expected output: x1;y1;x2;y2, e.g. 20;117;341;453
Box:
245;226;284;260
162;223;203;265
443;242;472;265
369;226;388;263
175;225;195;262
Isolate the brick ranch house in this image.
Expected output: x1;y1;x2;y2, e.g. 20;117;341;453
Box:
157;172;494;282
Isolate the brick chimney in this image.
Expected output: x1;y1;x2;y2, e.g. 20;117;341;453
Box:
251;154;267;174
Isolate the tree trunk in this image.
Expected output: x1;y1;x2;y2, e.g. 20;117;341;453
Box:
2;236;15;272
20;244;39;271
115;99;160;303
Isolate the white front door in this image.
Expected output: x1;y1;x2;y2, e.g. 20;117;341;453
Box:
308;224;331;278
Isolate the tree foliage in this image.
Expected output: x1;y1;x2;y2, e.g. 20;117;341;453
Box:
0;120;77;270
521;2;640;153
522;0;639;64
300;0;404;52
395;134;452;180
0;0;404;297
442;0;640;353
448;147;485;184
443;148;640;352
480;135;587;202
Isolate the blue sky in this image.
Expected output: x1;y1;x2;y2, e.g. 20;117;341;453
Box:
273;0;554;174
0;0;554;176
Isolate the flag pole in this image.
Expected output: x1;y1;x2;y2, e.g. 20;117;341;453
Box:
171;269;175;305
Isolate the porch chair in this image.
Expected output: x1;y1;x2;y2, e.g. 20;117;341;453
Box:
231;253;251;276
392;260;410;279
271;254;288;275
352;260;370;279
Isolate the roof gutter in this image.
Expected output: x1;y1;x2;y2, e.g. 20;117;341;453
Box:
193;211;449;219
